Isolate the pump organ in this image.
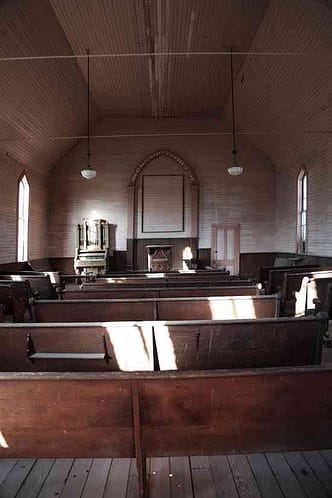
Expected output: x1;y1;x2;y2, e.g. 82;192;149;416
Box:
74;219;111;274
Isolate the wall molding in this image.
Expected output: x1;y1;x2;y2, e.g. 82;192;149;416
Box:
127;149;200;269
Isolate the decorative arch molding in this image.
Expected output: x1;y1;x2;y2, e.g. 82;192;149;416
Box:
127;150;199;269
128;149;199;187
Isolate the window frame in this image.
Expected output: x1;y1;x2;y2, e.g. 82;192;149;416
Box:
297;167;308;254
17;172;30;262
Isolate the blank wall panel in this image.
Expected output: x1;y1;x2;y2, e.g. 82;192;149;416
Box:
142;175;184;233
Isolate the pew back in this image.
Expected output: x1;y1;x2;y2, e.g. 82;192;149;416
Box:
266;266;323;295
34;295;280;322
156;295;279;320
138;367;332;457
0;274;56;299
281;270;332;316
35;299;156;322
257;264;320;289
0;373;135;458
62;285;259;300
153;315;326;370
0;284;26;321
315;282;332;318
0;367;331;460
0;314;326;372
0;323;154;371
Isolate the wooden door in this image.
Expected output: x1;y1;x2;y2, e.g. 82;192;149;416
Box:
211;224;240;275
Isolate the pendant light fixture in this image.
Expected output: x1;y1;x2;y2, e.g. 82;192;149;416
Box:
227;49;243;176
81;48;97;179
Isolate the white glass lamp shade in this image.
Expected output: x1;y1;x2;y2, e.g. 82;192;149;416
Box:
227;165;244;176
81;167;97;179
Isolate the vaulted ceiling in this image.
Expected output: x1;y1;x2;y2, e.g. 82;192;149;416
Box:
0;0;330;174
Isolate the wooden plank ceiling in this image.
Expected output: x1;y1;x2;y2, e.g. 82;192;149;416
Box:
0;0;330;174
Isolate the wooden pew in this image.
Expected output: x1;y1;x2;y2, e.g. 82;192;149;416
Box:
306;275;332;316
0;322;154;372
34;295;280;322
257;264;320;289
0;269;62;289
154;314;327;370
0;366;331;498
61;269;232;286
280;270;332;316
1;313;325;372
62;285;260;300
0;279;35;319
0;284;26;322
265;266;323;295
81;277;254;289
0;274;57;300
315;282;332;319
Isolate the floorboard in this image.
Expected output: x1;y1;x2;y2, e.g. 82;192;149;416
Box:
125;459;139;498
0;451;330;497
81;458;112;498
0;459;18;484
284;451;328;498
302;451;332;496
209;455;239;498
15;459;54;498
228;454;262;498
149;457;171;498
191;467;217;498
103;458;131;498
170;456;193;498
246;453;283;498
321;450;332;470
60;458;92;498
38;459;74;498
0;458;36;498
265;453;306;498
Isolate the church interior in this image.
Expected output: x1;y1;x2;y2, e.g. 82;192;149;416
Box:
0;0;331;497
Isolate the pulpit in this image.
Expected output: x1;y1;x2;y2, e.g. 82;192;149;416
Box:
146;245;173;272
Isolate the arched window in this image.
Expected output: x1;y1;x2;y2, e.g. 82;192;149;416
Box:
297;168;307;253
17;173;30;261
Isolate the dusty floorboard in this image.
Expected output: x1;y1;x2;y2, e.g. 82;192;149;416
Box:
0;451;331;497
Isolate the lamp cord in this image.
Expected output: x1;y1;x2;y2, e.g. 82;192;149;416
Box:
87;48;91;167
230;48;237;164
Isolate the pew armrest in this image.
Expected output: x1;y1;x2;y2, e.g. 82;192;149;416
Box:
26;333;112;363
29;352;106;360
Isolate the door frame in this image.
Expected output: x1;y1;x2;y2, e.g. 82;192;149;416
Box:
211;223;240;275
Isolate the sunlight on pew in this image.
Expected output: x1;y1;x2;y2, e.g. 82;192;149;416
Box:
307;279;318;314
105;323;154;371
295;276;310;316
208;297;257;319
153;325;178;370
0;430;9;448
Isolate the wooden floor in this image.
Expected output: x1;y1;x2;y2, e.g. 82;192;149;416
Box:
0;451;332;497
